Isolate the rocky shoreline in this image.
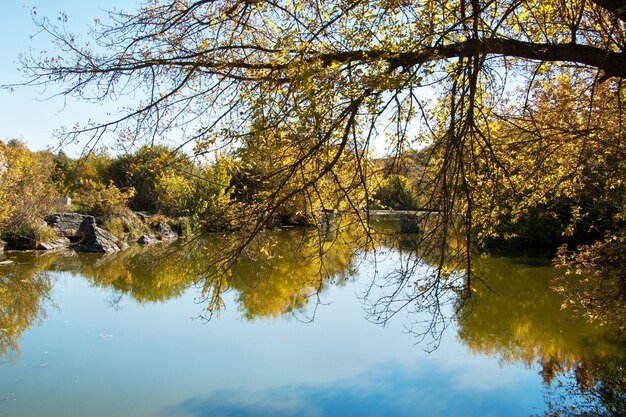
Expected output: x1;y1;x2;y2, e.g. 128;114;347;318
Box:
0;212;181;254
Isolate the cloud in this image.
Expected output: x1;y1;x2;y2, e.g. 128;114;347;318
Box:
164;361;539;417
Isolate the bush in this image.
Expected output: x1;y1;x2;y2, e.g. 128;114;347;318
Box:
75;180;135;216
170;216;193;238
52;151;113;197
372;175;419;210
194;160;238;231
105;145;192;212
154;172;195;216
100;214;150;241
0;140;60;238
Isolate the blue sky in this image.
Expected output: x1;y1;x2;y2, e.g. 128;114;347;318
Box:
0;1;138;153
0;1;425;156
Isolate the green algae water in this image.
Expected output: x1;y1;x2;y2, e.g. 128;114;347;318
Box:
0;229;623;417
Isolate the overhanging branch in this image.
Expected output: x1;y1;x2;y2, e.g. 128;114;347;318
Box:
315;38;626;79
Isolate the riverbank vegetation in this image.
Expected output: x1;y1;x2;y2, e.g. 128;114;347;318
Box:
0;136;430;243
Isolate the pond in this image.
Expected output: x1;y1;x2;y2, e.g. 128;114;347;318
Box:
0;224;624;417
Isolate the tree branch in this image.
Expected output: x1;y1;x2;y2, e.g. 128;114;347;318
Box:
317;38;626;79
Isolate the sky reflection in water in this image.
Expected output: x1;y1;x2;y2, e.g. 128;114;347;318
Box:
166;360;540;417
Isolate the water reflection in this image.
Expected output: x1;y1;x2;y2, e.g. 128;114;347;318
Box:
165;361;537;417
1;225;370;327
457;256;625;416
226;230;360;319
78;228;367;318
1;224;624;416
0;252;54;358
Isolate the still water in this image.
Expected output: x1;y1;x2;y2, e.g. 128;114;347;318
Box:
0;228;623;417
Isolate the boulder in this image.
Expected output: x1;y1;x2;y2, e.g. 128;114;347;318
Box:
37;237;71;251
137;233;159;246
45;213;95;240
75;217;123;253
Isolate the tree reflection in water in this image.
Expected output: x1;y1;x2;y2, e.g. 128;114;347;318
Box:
0;218;623;415
77;224;367;319
456;256;625;417
0;253;54;358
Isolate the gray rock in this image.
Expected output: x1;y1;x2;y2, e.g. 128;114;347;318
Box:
37;237;71;251
58;196;72;206
75;217;122;253
118;239;129;250
137;233;159;246
0;240;6;251
45;213;95;240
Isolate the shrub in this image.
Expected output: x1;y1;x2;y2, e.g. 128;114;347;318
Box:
75;180;135;216
100;214;149;241
372;175;419;210
169;216;193;238
154;172;195;216
105;145;192;212
0;140;60;238
193;160;238;231
52;151;113;198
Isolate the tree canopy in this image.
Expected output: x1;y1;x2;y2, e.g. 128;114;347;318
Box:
13;0;626;293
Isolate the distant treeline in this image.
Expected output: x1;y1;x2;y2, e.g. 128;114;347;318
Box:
0;140;414;245
0;138;623;257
